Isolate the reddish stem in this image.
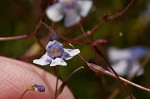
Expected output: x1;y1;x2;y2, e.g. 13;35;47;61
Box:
54;66;59;99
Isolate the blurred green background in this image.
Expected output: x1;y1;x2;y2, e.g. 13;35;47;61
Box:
0;0;150;99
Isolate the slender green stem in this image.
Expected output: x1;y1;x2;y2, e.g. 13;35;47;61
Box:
65;66;84;82
54;66;59;99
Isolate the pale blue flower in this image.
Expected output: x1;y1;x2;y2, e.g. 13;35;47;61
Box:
33;40;80;66
46;0;93;27
107;46;149;77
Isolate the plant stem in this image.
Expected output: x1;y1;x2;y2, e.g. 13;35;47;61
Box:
79;22;135;99
54;66;59;99
19;89;29;99
93;47;135;99
108;55;150;99
87;62;150;93
75;0;135;40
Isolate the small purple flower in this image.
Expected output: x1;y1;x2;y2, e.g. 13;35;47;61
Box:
32;84;45;92
46;0;93;27
107;46;149;77
33;40;80;66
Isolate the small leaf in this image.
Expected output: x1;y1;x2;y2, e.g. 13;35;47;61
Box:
56;82;66;96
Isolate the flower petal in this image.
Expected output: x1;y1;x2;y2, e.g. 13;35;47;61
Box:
46;41;54;50
128;61;144;77
46;40;64;59
46;40;63;50
50;58;67;66
110;60;129;76
33;53;51;66
62;48;80;60
64;10;81;27
46;3;63;22
62;52;73;60
108;47;131;63
77;0;93;17
129;46;149;60
110;60;144;77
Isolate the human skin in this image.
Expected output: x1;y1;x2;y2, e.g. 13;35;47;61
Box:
0;56;75;99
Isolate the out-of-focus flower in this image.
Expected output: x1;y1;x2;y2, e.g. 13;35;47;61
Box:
50;34;58;40
107;46;149;77
33;40;80;66
31;84;45;92
46;0;93;27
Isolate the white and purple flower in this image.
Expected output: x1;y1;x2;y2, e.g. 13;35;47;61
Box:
107;46;149;77
33;40;80;66
46;0;93;27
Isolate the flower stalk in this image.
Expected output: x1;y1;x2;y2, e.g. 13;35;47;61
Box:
54;66;59;99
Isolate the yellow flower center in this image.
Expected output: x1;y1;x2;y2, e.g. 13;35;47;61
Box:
51;48;60;56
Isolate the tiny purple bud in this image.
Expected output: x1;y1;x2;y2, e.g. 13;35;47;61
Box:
32;84;45;92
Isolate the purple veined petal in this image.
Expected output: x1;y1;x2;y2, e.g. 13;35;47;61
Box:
107;47;131;63
50;58;67;66
64;10;81;27
46;41;54;50
46;3;64;22
46;40;56;51
46;40;63;51
33;53;52;66
62;52;73;60
77;0;93;17
46;40;64;59
62;48;80;60
63;48;80;57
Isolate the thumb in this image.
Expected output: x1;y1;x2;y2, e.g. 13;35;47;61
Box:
0;56;74;99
